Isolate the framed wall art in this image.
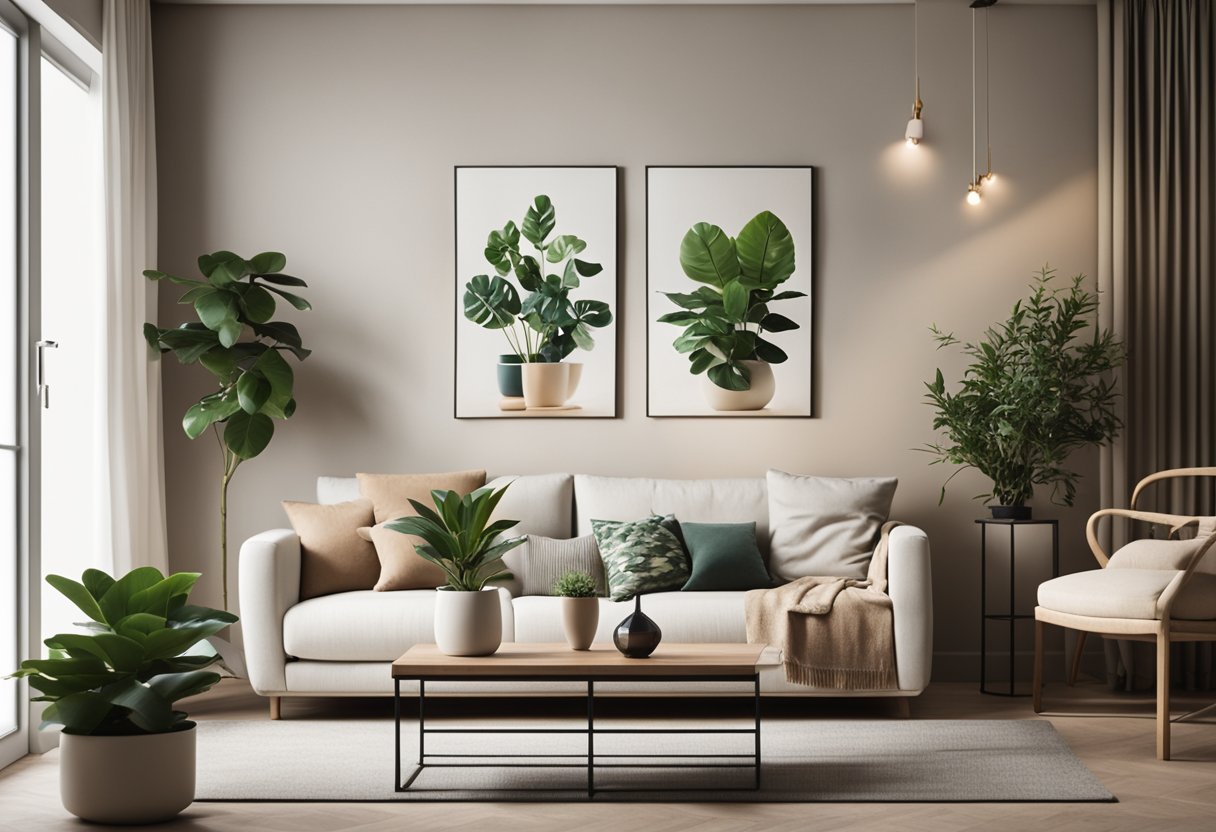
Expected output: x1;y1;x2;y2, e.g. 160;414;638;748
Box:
455;166;619;418
646;166;814;417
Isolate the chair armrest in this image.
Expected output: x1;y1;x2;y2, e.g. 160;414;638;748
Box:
887;524;932;692
1086;508;1203;566
238;529;301;695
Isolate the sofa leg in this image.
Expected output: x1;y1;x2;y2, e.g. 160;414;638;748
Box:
1068;631;1088;686
894;697;912;719
269;696;281;721
1032;619;1045;714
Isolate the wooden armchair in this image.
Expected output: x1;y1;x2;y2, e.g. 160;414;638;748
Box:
1032;467;1216;760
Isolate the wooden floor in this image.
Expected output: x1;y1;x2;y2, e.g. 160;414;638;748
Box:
1;678;1214;831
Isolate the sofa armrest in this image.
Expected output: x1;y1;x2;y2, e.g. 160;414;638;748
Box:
239;529;301;695
887;524;933;692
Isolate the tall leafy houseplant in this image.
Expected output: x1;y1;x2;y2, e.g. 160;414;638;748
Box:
658;211;804;391
923;266;1124;511
143;251;312;610
464;195;612;363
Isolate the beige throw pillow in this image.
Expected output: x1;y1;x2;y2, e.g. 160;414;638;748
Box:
766;470;898;581
357;524;447;591
356;469;487;523
282;499;380;600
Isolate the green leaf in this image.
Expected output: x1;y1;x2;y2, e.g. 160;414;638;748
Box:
572;299;611;328
196;291;238;330
760;313;799;333
43;691;112;734
144;269;205;288
255;272;307;287
661;290;714;311
143;323;163;351
146;670;221;706
182;394;241;439
198;348;238;382
561;260;581;290
205;252;249;287
46;575;107;624
239;285;277;324
177;286;214;305
253;348;294;405
768;290;807;302
217;318;243;348
224;411;274;459
722;280;749;322
521;195;555;245
248;251;286;275
99;567;167;624
106;677;174;732
574;259;602;277
688;347;716;375
658;311;699;325
754;337;788;364
512;254;542;291
463;275;521;329
679;223;740;288
263;285;312;311
81;569;116;601
708;361;751;391
736;210;796;288
484;222;520;275
569;323;594;351
546;235;586;263
158;326;220;365
235;371;272;414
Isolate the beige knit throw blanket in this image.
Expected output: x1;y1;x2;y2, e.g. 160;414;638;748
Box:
745;521;901;690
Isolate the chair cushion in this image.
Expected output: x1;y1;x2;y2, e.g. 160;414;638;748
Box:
1107;537;1204;571
513;591;748;644
1037;569;1216;621
283;589;441;660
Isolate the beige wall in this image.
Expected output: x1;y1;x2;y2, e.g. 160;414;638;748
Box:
151;1;1099;679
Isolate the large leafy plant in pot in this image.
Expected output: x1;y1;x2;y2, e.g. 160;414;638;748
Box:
7;568;236;824
923;266;1125;517
658;211;804;411
387;484;526;656
463;195;613;408
143;251;311;611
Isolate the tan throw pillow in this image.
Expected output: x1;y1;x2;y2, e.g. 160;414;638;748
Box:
357;524;447;591
282;499;380;600
356;469;488;523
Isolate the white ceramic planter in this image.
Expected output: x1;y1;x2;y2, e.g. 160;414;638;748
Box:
560;597;600;650
521;362;583;408
434;587;502;656
701;360;776;411
59;728;196;824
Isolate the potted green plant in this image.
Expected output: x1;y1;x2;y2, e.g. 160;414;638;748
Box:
658;210;805;411
551;570;600;651
923;266;1125;519
387;484;526;656
143;250;312;615
8;568;236;824
463;195;613;409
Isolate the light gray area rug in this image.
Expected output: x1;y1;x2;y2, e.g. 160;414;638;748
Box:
195;717;1114;802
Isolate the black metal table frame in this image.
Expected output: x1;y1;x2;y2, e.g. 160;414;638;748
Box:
977;518;1060;696
393;673;761;797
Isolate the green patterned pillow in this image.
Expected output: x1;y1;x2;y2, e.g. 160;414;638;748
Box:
591;515;690;602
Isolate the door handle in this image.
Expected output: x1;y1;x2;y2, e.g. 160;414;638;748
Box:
36;340;58;409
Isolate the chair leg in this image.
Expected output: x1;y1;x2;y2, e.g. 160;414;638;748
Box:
1068;631;1088;686
269;696;281;721
1156;627;1170;761
894;697;912;719
1032;619;1045;714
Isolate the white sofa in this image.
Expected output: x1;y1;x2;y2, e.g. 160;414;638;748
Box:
240;473;933;707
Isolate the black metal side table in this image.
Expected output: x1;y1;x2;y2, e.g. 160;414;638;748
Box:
977;518;1059;696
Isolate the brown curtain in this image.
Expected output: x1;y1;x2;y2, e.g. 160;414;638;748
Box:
1109;0;1216;692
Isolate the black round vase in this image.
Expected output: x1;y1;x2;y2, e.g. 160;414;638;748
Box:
613;595;662;659
990;505;1032;521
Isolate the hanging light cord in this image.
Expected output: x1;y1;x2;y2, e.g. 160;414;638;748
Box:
971;8;977;185
985;7;992;177
914;1;919;106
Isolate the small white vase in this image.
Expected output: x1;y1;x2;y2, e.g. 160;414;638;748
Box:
701;360;776;411
560;596;600;650
59;728;196;824
433;587;502;656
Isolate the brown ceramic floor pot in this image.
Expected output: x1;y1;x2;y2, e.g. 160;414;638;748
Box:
59;727;196;824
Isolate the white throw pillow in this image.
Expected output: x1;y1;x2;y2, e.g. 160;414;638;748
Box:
766;470;898;580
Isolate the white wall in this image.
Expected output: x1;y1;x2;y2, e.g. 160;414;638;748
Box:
151;1;1099;679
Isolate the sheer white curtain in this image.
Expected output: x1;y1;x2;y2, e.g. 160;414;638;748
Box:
101;0;167;575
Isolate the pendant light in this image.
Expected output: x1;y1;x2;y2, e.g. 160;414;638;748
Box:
904;0;924;146
966;6;981;204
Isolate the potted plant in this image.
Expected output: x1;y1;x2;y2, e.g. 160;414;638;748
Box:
657;210;805;411
923;266;1125;519
463;195;613;409
8;567;236;824
143;251;312;616
551;570;600;651
387;484;526;656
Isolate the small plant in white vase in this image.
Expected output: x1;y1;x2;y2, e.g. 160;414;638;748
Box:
386;484;525;656
552;570;600;651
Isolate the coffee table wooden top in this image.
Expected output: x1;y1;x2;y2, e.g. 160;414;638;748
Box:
391;643;766;680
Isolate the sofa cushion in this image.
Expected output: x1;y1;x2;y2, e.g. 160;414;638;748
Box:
282;588;513;661
281;499;379;600
518;534;605;596
513;591;748;644
357;469;487;524
574;475;769;556
766;470;897;581
486;473;575;539
592;516;690;601
681;521;773;592
1037;568;1216;621
357;523;446;591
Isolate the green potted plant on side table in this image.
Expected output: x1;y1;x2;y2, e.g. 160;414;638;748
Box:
552;570;600;651
658;210;805;411
923;266;1125;519
8;567;236;824
387;484;526;656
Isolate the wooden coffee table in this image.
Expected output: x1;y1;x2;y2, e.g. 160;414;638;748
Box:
390;642;766;796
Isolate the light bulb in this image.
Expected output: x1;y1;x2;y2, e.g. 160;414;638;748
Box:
966;185;982;206
905;116;924;146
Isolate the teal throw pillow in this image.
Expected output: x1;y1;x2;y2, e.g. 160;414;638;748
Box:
591;515;690;601
680;522;774;592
